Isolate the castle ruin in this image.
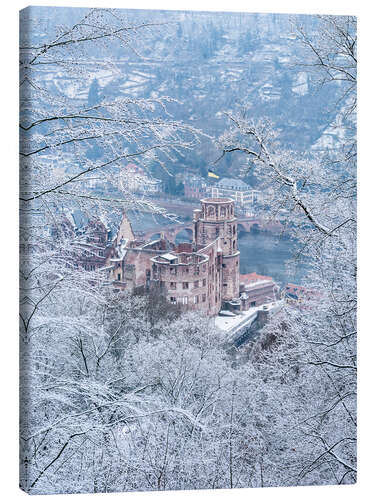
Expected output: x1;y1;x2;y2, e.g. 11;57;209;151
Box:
107;198;241;316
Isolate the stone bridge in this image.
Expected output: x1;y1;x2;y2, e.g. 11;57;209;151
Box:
135;223;194;244
134;218;280;244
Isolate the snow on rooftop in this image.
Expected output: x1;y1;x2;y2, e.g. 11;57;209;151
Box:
244;279;274;289
215;301;283;334
215;307;258;333
160;253;178;262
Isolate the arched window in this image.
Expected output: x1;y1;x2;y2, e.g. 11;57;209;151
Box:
208;206;215;217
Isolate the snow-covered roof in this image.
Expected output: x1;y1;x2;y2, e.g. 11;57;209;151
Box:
99;265;114;272
215;301;283;334
218;310;237;317
240;272;273;286
244;279;274;289
217;177;250;190
159;253;178;262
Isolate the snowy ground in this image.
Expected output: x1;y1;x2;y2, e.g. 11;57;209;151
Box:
215;300;283;334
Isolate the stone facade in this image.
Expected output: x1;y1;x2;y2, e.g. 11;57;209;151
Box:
150;248;210;311
211;178;259;210
239;272;279;309
109;239;170;289
193;198;240;302
102;198;241;316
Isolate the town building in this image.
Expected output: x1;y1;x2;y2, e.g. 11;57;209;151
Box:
284;283;317;307
183;175;208;199
210;177;260;214
239;272;279;309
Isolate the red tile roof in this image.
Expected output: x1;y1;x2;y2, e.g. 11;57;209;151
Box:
240;272;273;285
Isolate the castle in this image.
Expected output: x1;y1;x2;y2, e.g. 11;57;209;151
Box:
106;198;241;316
64;197;279;317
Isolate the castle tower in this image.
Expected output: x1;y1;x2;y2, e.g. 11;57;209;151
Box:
194;198;240;301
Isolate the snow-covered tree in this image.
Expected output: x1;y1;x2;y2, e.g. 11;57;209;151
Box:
19;8;202;493
215;14;356;486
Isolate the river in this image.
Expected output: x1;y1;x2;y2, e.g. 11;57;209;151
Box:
237;231;309;287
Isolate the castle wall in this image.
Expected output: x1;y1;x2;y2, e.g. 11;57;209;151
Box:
109;240;168;289
106;198;241;316
241;282;277;309
151;251;212;314
197;239;223;316
222;253;240;300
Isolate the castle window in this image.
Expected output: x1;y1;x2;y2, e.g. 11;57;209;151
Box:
170;282;176;290
170;267;177;275
203;279;206;286
202;294;206;302
182;296;188;305
194;280;199;289
193;295;199;304
170;297;177;304
183;282;189;290
117;273;121;281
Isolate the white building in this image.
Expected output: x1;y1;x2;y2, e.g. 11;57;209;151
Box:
211;177;259;210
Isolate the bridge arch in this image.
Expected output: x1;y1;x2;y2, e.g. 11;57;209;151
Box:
250;223;261;233
237;223;247;235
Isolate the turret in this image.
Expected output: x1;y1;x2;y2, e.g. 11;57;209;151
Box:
194;198;239;301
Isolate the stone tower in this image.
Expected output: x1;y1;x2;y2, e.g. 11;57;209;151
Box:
193;198;240;301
